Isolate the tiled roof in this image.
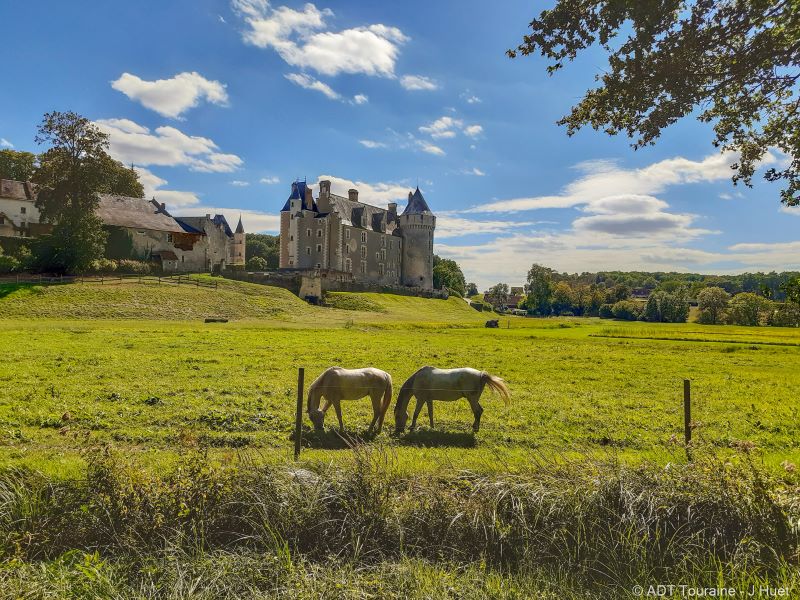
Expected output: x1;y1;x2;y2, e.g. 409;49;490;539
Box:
96;194;185;233
327;194;388;232
0;179;36;201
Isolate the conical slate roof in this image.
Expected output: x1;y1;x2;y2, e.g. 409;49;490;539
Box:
402;186;432;215
235;215;244;234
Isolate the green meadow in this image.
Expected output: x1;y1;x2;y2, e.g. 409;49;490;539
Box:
0;277;798;474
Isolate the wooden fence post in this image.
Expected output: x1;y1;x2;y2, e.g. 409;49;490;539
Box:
294;368;305;460
683;379;692;460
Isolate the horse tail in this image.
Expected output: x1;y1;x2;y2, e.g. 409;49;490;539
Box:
377;374;393;430
481;372;511;405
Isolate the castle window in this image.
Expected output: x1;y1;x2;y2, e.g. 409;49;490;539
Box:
379;263;384;275
306;228;311;237
20;207;26;214
360;231;367;243
316;263;321;269
360;245;366;258
290;235;293;241
381;236;385;247
381;249;386;260
289;259;294;265
0;217;4;225
345;258;352;272
345;229;351;240
167;233;173;242
375;252;379;261
360;261;366;274
316;244;322;252
306;247;311;255
317;229;322;237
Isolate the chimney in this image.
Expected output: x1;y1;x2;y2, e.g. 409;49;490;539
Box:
206;214;211;220
159;202;166;212
348;188;359;203
319;180;331;197
408;191;413;202
304;186;314;211
388;202;397;221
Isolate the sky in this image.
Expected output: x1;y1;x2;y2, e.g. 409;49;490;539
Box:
2;0;798;289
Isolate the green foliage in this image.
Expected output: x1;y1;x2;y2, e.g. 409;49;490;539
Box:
484;282;509;311
96;155;144;197
86;258;117;274
642;291;689;323
0;250;19;275
767;302;800;328
610;300;642;321
727;293;773;326
432;255;466;297
465;282;478;297
114;259;152;275
550;281;575;315
0;148;36;180
103;226;137;260
31;111;112;273
510;0;800;205
524;264;554;315
697;287;731;325
245;233;279;269
598;303;614;319
246;256;268;271
783;277;800;306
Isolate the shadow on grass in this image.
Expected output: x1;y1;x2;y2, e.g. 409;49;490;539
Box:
0;284;27;299
292;427;379;450
396;429;476;448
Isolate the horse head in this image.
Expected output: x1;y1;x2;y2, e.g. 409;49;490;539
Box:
308;408;325;432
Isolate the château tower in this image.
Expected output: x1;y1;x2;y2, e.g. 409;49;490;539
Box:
398;187;435;289
232;215;246;267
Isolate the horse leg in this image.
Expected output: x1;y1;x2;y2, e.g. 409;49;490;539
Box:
427;399;434;428
320;397;332;414
410;396;425;431
333;399;344;432
467;393;484;432
368;392;382;434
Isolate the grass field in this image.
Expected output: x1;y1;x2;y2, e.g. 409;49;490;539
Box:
1;278;799;597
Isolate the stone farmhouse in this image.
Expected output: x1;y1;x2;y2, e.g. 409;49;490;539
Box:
279;180;436;290
0;178;245;273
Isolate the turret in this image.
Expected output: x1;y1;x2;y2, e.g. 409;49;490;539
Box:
398;187;435;289
232;215;246;267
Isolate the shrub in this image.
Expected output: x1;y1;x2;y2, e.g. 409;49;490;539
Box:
87;258;118;274
611;300;642;321
246;256;268;271
115;259;152;275
598;303;614;319
0;252;19;274
697;286;730;324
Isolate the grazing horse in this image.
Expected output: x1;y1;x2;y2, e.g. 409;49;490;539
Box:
307;367;393;434
394;366;511;433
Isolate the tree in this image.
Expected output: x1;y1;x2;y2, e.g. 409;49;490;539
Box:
0;149;36;181
611;300;642;321
465;282;479;297
510;1;800;206
726;292;772;326
782;277;800;306
524;263;555;315
642;291;689;323
485;283;510;312
697;287;730;324
31;111;111;273
246;233;279;269
432;255;467;297
97;156;144;197
246;256;269;271
550;281;575;315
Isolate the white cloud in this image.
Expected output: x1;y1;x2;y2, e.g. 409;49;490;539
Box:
400;75;438;91
285;72;341;100
359;139;386;149
312;174;411;206
233;0;407;77
111;72;229;119
435;214;532;239
467;152;772;214
0;138;13;148
352;93;368;105
260;176;280;184
465;95;481;104
135;167;201;208
419;116;462;139
95;118;243;173
463;124;483;137
780;205;800;216
230;180;250;187
417;141;445;156
462;167;485;176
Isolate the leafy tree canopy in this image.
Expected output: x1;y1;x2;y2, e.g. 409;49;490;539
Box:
510;0;800;205
0;149;36;181
246;233;279;269
433;255;467;297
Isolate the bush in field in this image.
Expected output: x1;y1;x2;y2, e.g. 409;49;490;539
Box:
727;292;772;326
246;256;268;271
767;302;800;327
611;300;642;320
87;258;117;274
0;247;20;274
642;291;689;323
697;286;730;324
598;303;614;319
115;259;152;274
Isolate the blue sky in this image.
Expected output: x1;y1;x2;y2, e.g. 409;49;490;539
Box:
2;0;798;288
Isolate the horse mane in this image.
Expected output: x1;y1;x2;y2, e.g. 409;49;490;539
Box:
394;370;417;415
307;367;330;413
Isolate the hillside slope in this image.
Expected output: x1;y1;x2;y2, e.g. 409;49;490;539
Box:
0;277;483;324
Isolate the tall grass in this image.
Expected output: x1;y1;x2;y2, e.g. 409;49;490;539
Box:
0;446;797;597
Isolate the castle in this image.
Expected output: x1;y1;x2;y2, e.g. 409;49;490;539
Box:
279;180;436;290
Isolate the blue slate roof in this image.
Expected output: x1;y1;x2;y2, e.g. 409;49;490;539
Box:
212;214;234;237
402;186;432;215
281;180;317;212
175;218;204;234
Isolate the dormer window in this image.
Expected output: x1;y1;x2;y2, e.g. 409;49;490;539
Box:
360;231;367;243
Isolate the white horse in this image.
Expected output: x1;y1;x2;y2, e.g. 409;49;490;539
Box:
394;366;511;433
307;367;393;434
